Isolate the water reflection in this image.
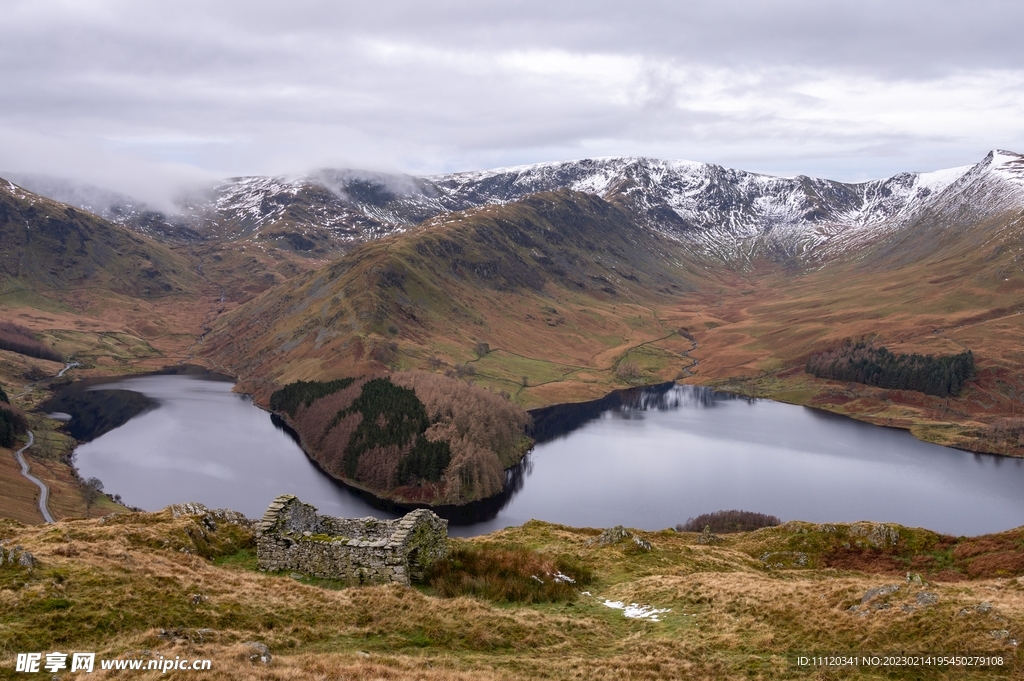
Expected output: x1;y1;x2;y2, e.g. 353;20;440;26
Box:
72;375;398;523
69;375;1024;538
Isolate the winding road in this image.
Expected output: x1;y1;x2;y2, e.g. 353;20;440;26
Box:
13;430;55;523
8;360;78;524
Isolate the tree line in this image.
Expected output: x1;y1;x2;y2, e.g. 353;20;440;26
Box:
806;341;975;397
335;377;452;484
269;378;355;416
0;381;27;448
0;408;27;449
273;371;531;504
0;320;63;362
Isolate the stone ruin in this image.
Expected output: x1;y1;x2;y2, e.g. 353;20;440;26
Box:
255;495;449;586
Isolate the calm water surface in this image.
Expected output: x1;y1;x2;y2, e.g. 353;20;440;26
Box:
72;374;1024;537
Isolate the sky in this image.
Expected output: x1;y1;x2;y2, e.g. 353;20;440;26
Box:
2;0;1023;205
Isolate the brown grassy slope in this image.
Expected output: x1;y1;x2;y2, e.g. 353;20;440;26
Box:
680;203;1024;453
200;190;710;403
0;445;46;524
2;509;1023;680
199;180;1024;453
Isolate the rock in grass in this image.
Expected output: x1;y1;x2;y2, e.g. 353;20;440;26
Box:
243;642;272;665
860;584;900;604
697;526;722;545
586;526;652;550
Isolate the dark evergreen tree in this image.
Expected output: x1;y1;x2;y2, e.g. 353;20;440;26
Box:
0;407;27;448
806;342;975;397
269;378;355;416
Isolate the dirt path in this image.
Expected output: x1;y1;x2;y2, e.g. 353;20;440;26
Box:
13;430;55;523
12;360;80;399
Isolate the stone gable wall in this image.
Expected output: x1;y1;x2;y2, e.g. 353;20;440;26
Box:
255;495;448;586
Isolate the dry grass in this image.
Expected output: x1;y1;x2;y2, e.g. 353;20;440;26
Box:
4;509;1022;679
426;543;593;604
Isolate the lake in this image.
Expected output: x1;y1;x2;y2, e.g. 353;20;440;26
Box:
70;373;1024;537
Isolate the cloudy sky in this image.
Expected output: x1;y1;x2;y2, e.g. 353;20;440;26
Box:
2;0;1023;203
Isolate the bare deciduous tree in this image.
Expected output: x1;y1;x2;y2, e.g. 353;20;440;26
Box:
83;477;104;511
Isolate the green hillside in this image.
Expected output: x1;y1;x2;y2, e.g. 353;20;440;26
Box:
0;178;198;300
201;190;709;402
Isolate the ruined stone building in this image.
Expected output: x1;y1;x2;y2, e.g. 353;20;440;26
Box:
256;495;449;586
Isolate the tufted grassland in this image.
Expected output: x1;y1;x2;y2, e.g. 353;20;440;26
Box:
2;507;1024;679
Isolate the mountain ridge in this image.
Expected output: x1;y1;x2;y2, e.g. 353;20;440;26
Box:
14;151;1021;269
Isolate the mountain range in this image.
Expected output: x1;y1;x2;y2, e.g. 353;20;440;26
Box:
14;150;1024;267
2;149;1023;456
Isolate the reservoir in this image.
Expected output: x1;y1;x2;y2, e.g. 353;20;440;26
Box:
69;373;1024;537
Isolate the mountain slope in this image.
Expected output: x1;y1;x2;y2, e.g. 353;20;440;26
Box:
200;190;709;402
863;150;1024;271
429;158;974;265
198;157;977;266
0;178;197;298
27;153;1023;270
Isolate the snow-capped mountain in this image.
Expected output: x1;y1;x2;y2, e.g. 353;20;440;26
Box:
15;150;1024;266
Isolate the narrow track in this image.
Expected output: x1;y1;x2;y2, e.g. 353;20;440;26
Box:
13;430;55;523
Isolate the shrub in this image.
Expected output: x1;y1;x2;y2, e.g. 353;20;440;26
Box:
474;340;490;358
427;544;592;604
616;360;641;381
23;366;50;382
0;382;8;403
369;341;398;365
677;509;781;534
0;321;62;362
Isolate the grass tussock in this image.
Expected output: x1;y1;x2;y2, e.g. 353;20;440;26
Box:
426;544;593;604
5;509;1024;679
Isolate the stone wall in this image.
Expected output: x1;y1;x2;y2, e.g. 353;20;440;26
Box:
255;495;448;586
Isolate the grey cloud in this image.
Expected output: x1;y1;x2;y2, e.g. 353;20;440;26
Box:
1;0;1021;202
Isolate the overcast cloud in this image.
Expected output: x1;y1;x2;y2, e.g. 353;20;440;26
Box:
2;0;1023;204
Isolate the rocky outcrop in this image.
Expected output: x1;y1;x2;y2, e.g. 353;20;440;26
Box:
255;495;448;586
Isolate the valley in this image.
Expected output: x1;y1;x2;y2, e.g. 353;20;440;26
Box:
1;150;1023;526
2;150;1024;679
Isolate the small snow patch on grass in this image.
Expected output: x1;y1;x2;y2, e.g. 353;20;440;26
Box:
602;599;671;621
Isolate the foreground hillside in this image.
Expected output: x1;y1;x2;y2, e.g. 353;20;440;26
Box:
1;507;1022;679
